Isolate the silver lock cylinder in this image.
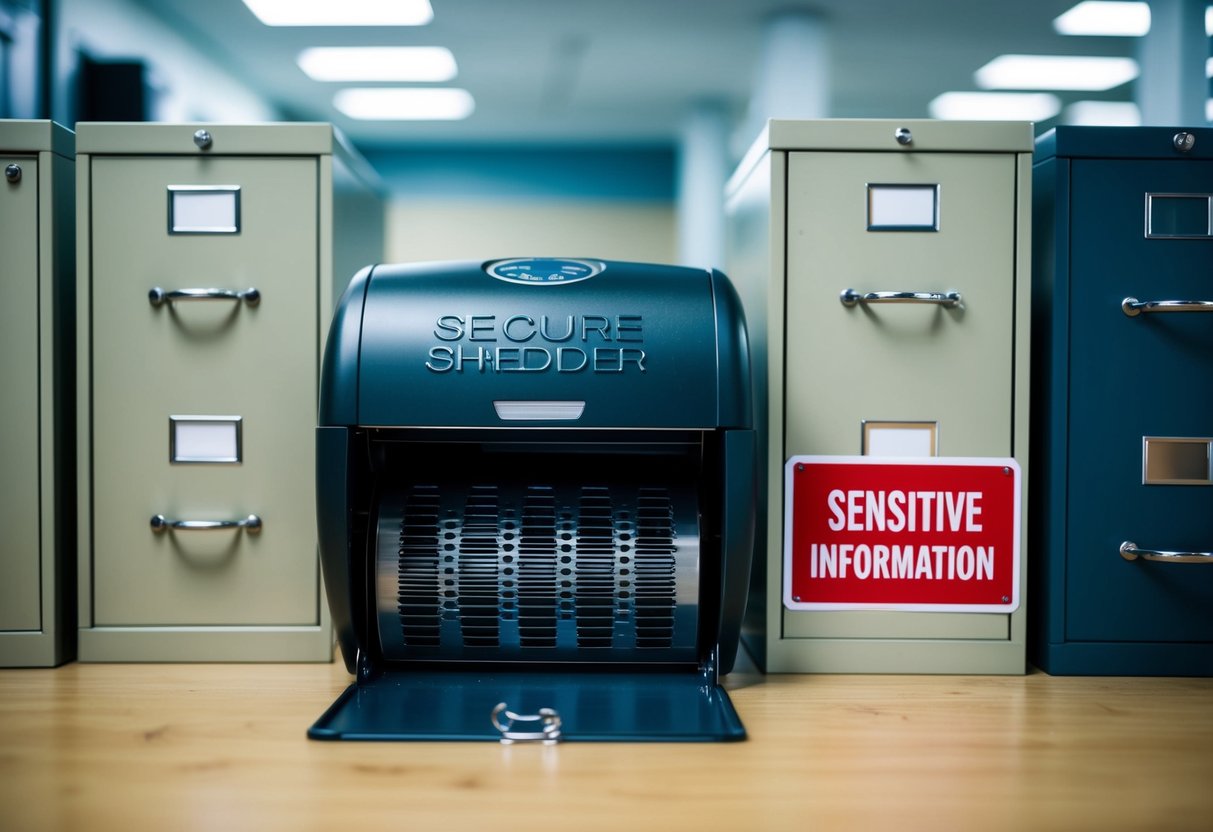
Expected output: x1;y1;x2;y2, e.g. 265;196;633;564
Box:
193;129;214;150
4;164;20;183
1173;132;1196;153
895;127;913;146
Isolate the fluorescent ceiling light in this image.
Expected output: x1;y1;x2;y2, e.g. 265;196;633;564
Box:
1054;1;1150;36
929;91;1062;121
1208;56;1213;78
299;47;456;82
242;0;433;26
976;55;1139;91
1207;99;1213;122
1209;7;1213;36
1063;100;1142;125
334;88;475;120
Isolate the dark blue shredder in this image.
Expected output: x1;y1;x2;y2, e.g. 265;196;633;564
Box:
309;258;755;741
1031;127;1213;675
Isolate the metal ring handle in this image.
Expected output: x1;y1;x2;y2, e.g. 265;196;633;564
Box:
491;702;563;744
150;514;262;533
841;289;962;308
1122;298;1213;317
148;287;260;307
1120;541;1213;563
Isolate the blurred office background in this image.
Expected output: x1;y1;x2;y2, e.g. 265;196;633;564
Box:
2;0;1209;270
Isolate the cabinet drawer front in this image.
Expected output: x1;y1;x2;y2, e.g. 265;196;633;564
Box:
89;156;321;626
0;154;42;632
783;151;1019;642
1065;159;1213;643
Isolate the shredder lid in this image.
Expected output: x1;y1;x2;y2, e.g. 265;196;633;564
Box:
308;669;745;742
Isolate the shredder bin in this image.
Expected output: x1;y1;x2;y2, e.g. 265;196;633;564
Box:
1031;125;1213;676
0;120;75;667
74;123;382;661
726;119;1032;673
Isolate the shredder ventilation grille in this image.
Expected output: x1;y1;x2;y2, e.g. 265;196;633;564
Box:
375;480;700;663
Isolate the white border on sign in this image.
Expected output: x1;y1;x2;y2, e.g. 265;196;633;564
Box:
782;455;1021;614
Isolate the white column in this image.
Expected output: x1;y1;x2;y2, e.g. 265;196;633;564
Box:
1136;0;1208;125
677;102;729;269
736;10;831;152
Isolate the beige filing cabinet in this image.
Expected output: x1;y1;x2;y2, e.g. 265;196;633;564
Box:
0;121;75;667
76;123;383;661
725;120;1032;673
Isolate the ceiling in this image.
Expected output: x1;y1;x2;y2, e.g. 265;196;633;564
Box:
132;0;1143;150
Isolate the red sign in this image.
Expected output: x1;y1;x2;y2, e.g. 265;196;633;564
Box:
784;456;1020;613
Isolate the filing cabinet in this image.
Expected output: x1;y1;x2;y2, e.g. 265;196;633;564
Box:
726;119;1032;673
0;121;75;667
75;123;382;661
1031;126;1213;676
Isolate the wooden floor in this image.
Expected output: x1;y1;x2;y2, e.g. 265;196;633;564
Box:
1;657;1211;832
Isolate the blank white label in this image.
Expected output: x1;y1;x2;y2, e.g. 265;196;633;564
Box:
865;426;935;458
172;418;241;463
170;188;239;233
868;185;938;231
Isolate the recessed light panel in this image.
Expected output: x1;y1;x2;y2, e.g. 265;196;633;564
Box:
976;55;1140;91
333;88;475;120
929;91;1062;121
1063;100;1142;125
1054;1;1150;36
242;0;433;26
299;47;457;82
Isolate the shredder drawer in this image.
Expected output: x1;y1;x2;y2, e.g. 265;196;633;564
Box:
88;156;321;626
782;150;1017;643
310;669;745;742
1063;157;1213;644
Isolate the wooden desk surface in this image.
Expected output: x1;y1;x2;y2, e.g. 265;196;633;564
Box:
1;659;1210;832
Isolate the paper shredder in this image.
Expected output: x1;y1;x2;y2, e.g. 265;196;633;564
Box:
309;258;755;741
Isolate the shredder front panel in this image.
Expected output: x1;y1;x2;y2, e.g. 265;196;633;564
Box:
1064;157;1213;643
783;150;1017;642
88;156;321;626
0;153;42;632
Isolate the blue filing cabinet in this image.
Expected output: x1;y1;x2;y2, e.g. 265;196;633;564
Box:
1031;126;1213;675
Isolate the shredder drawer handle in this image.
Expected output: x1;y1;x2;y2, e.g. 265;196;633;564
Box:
150;514;262;533
1120;541;1213;563
148;287;260;307
1121;297;1213;317
491;702;563;744
840;289;962;308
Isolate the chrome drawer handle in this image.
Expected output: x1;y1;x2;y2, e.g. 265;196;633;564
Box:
1121;297;1213;317
840;289;962;308
150;514;262;533
1120;541;1213;563
491;702;563;744
148;287;260;307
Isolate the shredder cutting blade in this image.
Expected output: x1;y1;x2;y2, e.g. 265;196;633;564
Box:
374;479;701;664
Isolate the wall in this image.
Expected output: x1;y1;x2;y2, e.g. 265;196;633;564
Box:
385;198;676;265
364;145;678;267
